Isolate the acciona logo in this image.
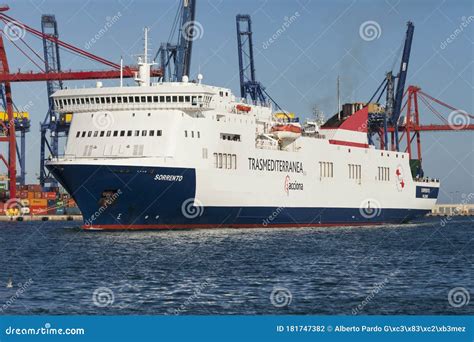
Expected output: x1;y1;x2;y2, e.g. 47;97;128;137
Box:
284;175;303;195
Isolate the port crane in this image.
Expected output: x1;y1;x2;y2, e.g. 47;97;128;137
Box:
154;0;196;82
236;14;284;112
40;14;65;187
236;14;267;105
0;5;162;198
366;21;473;176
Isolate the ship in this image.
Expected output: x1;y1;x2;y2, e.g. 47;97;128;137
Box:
46;33;439;230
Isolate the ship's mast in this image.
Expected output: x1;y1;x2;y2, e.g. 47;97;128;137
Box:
135;27;154;87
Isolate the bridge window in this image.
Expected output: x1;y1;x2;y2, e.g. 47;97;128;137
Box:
147;96;152;103
149;130;154;137
153;96;159;102
76;131;80;138
135;130;140;136
157;130;162;136
127;130;132;137
106;131;111;137
142;130;147;136
100;131;105;137
106;97;111;104
93;131;98;137
120;130;125;137
81;131;86;138
185;96;190;102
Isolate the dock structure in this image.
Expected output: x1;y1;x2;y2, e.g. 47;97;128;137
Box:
0;215;82;222
430;204;474;216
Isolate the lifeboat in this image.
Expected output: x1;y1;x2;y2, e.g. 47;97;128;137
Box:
270;122;302;142
236;104;251;112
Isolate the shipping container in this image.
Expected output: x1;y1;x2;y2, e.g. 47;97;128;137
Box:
30;198;47;206
56;207;65;215
34;192;42;199
44;192;57;200
27;184;42;192
27;192;35;200
30;206;48;215
20;199;29;206
6;207;20;216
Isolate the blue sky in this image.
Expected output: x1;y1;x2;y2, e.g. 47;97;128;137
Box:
3;0;473;203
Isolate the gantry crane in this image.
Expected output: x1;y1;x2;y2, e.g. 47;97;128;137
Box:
236;14;266;105
40;14;66;187
365;21;472;174
155;0;196;82
0;84;30;186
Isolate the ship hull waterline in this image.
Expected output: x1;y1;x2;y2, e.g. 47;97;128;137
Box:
46;163;431;231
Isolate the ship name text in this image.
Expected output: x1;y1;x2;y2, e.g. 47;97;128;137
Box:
248;157;304;173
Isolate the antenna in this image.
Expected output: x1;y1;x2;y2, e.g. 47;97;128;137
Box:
144;27;148;64
120;56;123;87
337;75;341;120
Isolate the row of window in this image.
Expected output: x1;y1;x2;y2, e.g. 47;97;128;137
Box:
55;94;212;109
75;129;162;138
348;164;362;180
185;130;200;138
378;167;390;181
319;161;334;178
320;163;392;182
214;153;237;170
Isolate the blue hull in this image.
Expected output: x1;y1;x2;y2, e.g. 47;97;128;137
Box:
46;164;429;230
